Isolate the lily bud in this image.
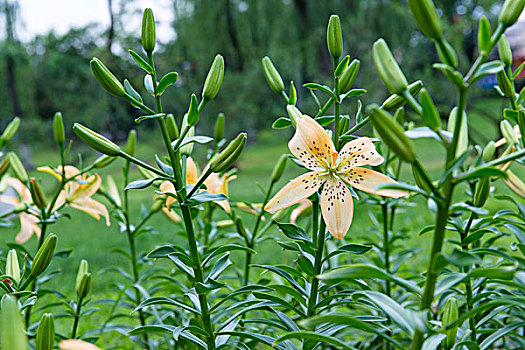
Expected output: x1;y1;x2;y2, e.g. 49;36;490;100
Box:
373;39;408;94
0;295;27;350
235;217;249;240
408;0;442;39
473;177;490;207
106;175;121;207
436;39;458;68
382;80;423;111
496;70;514;98
141;8;156;54
73;123;121;156
202;54;224;101
498;35;513;67
339;59;360;94
53;112;65;147
152;198;164;212
0;156;10;178
31;234;57;277
368;106;416;163
76;273;91;299
271;154;288;183
441;297;459;348
75;260;89;293
411;163;432;193
419;89;441;131
327;15;343;60
286;105;303;128
126;130;137;156
187;94;199;127
179;114;195;156
499;0;525;27
166;114;179;141
6;249;20;284
8;152;28;183
506;170;525;198
214;113;225;141
478;16;491;56
210;133;247;172
29;178;47;211
262;56;285;93
90;58;125;97
447;108;469;157
289;81;297;105
501;120;518;145
217;219;234;229
36;313;55;350
482;141;496;161
93;154;116;169
0;116;20;146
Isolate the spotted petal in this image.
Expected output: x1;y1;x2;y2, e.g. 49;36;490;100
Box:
320;177;353;239
186;157;199;185
265;171;325;213
337;137;384;172
289;115;335;170
342;167;407;198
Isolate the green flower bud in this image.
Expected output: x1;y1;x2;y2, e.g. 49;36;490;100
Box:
436;39;458;68
31;234;57;277
202;54;224;101
29;178;47;211
289;81;297;105
499;0;525;27
1;295;27;350
373;39;408;94
166;114;179;141
151;198;164;212
76;272;91;299
286;105;303;128
327;15;343;60
210;133;247;172
447;108;469;157
235;217;249;240
36;313;55;350
394;108;404;125
141;8;156;53
262;56;285;94
53;112;65;146
126;130;137;156
90;57;125;97
75;260;89;293
271;154;288;183
496;70;514;98
187;94;199;127
411;163;432;193
0;156;10;178
419;89;441;131
478;16;491;56
93;154;116;169
382;80;424;111
73;123;121;156
214;113;225;141
334;55;350;78
501;120;519;145
6;249;20;284
473;177;490;207
408;0;442;39
8;152;28;183
0;116;20;146
482;141;496;161
368;106;416;163
498;35;513;67
339;59;360;94
441;297;459;348
179;114;195;156
217;219;234;229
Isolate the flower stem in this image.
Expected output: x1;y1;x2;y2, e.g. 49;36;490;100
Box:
460;212;477;342
71;296;84;338
306;201;324;318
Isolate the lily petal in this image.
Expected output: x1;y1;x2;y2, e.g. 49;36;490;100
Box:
16;213;41;243
70;198;110;226
159;181;176;209
320;177;353;239
289;115;335;170
290;199;312;224
265;171;325;213
337;137;384;172
69;173;101;201
186;157;199;185
342;167;407;198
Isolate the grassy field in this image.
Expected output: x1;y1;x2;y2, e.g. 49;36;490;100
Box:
1;97;523;345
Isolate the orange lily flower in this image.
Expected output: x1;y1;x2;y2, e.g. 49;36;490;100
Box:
0;177;41;243
38;165;110;226
265;114;406;238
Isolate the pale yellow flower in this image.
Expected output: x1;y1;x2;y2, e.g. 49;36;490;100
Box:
204;172;237;213
38;165;110;226
290;199;312;224
59;339;103;350
0;177;41;243
265;115;406;238
495;125;521;147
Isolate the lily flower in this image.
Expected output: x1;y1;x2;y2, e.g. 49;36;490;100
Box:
158;157;236;214
290;199;312;224
264;114;407;238
38;165;110;226
0;177;41;243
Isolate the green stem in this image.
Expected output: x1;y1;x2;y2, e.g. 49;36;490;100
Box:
341;116;370;138
460;213;477;342
315;97;335;118
464;23;506;83
306;201;324;318
381;203;391;297
71;296;84;338
187;168;213;199
333;59;341;150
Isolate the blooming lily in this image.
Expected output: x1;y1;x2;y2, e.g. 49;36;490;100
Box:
265;114;407;238
0;177;41;243
38;166;110;226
